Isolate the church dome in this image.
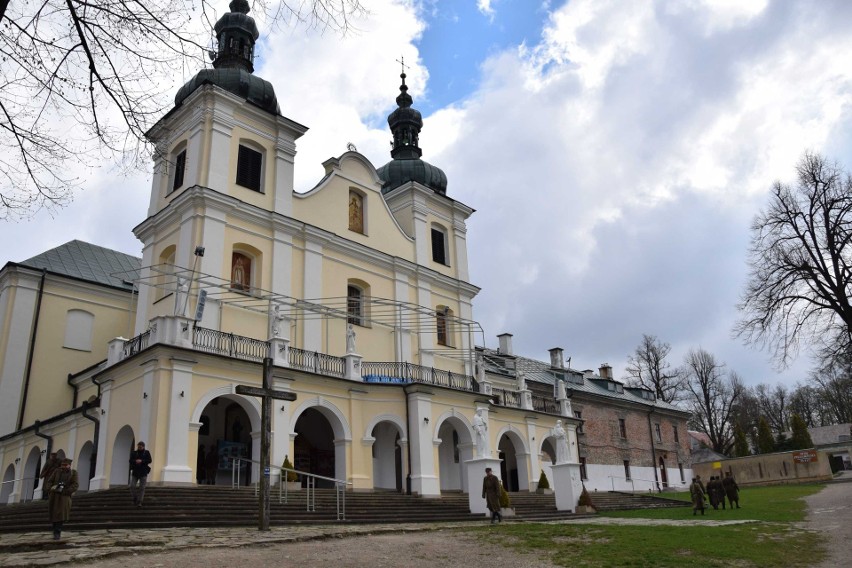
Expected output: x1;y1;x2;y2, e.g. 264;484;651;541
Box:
174;0;280;116
377;71;447;195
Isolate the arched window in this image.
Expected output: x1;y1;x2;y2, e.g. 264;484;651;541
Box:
64;310;94;351
431;223;449;265
436;305;453;347
348;190;365;234
156;246;176;301
347;280;370;326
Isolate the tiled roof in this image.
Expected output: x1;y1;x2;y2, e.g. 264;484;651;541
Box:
19;240;141;291
478;347;687;414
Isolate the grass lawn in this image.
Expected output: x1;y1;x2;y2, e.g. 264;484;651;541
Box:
471;484;827;567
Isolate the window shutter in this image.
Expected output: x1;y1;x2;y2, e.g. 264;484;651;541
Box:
236;145;263;191
431;228;446;264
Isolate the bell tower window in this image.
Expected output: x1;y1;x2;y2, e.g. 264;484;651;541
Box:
236;144;263;192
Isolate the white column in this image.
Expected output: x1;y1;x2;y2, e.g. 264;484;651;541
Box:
207;113;234;192
416;282;434;368
407;391;439;496
271;229;293;296
161;360;195;484
0;276;37;436
394;271;412;362
133;244;155;335
302;239;323;351
88;381;113;491
273;140;297;216
452;220;470;282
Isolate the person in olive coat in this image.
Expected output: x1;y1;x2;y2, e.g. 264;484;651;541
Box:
482;467;502;524
39;453;61;500
47;458;78;540
690;477;706;516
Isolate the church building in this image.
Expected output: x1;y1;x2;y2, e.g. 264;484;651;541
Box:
0;1;691;510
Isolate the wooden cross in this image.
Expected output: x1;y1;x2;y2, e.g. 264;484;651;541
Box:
235;357;297;531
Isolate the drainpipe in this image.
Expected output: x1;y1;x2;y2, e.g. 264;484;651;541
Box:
646;410;660;492
67;373;79;409
81;400;100;477
18;269;47;431
33;420;52;493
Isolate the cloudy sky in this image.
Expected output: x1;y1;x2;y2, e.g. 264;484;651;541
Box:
4;0;852;388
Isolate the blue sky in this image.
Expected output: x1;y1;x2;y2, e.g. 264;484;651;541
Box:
4;0;852;392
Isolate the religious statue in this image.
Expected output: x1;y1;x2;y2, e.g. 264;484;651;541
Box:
473;408;488;458
348;193;363;233
271;304;286;338
516;369;526;391
232;256;247;290
552;420;570;464
174;276;187;316
346;324;357;354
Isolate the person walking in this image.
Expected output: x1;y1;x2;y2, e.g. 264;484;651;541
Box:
46;458;78;540
707;476;722;510
39;452;61;500
690;477;706;516
723;471;740;509
129;441;152;507
205;444;219;485
482;467;502;524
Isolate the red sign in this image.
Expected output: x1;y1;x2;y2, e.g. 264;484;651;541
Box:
792;450;818;463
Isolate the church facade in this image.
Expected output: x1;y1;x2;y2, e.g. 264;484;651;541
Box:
0;1;691;509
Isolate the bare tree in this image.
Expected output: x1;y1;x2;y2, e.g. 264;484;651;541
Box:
810;353;852;424
624;334;686;404
752;383;791;433
0;0;364;219
684;348;744;455
736;151;852;368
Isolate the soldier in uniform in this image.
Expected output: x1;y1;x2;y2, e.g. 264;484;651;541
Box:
723;471;740;509
482;467;503;524
690;477;706;516
47;458;78;540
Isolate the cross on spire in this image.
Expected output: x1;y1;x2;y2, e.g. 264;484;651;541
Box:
395;56;409;76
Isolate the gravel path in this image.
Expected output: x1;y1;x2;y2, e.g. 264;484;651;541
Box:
800;479;852;568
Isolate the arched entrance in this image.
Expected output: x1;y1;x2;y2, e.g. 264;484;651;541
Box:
1;464;15;504
370;420;403;491
77;442;95;492
540;438;556;489
196;395;257;486
498;430;530;492
110;425;135;486
437;416;473;493
294;408;338;488
23;446;42;501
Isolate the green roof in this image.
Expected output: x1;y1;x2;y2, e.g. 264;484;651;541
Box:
20;240;141;291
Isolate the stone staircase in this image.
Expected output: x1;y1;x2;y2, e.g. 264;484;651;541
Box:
581;491;689;512
0;487;686;532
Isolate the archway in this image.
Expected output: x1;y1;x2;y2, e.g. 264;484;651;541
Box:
23;446;42;501
436;415;473;493
196;395;257;486
293;408;338;488
110;425;135;486
77;442;95;492
1;464;14;504
370;419;404;491
497;429;530;492
540;438;556;487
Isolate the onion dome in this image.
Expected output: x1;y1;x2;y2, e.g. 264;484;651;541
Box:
174;0;280;115
377;73;447;195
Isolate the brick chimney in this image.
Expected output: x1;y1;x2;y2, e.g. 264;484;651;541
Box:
599;363;612;379
497;333;513;356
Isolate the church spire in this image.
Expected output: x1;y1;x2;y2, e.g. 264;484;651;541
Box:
388;70;423;160
212;0;259;73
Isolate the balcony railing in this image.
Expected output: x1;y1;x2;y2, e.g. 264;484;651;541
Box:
123;330;151;358
193;327;268;362
361;362;478;393
532;394;560;414
492;387;522;408
289;347;346;378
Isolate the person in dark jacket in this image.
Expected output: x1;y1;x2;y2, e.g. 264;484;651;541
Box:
723;471;740;508
47;459;78;540
482;467;502;524
129;441;152;507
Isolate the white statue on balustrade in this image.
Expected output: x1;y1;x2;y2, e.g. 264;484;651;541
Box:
346;324;357;354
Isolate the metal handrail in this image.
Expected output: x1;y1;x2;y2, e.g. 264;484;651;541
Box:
230;458;350;520
607;474;667;493
0;476;38;502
